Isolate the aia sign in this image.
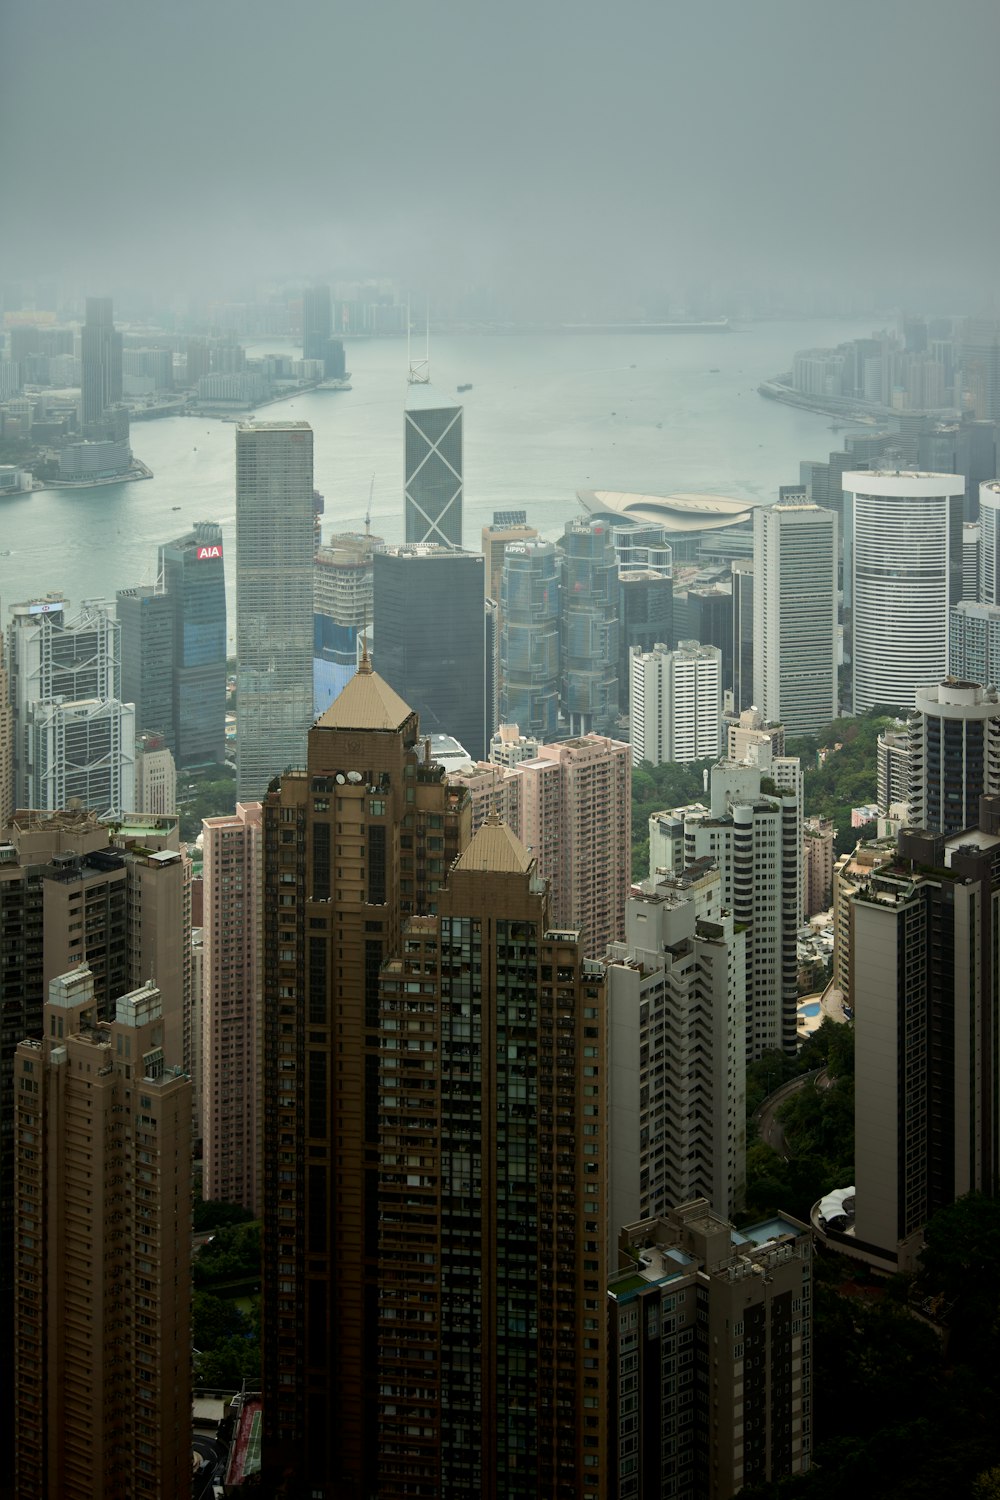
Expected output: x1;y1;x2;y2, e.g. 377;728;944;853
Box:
197;545;223;560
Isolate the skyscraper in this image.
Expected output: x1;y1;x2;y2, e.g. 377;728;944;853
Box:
202;802;261;1210
606;862;746;1236
978;480;1000;605
0;626;12;827
851;813;1000;1266
313;531;383;716
236;421;316;800
302;284;333;362
844;470;964;714
731;564;755;714
116;583;174;747
753;498;838;735
119;523;227;768
14;967;192;1500
373;545;487;758
516;733;630;958
907;680;1000;834
629;639;722;765
375;817;608;1498
558;517;620;735
302;285;346;379
617;567;675;715
8;597;134;817
80;295;122;430
481;510;538;604
960;318;1000;420
259;660;471;1496
404;384;463;547
159;521;227;767
499;537;561;739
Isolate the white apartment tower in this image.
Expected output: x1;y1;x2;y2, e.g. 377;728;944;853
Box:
606;862;746;1247
236;422;316;801
753;499;838;735
629;639;722;766
683;761;801;1057
979;481;1000;606
843;471;965;714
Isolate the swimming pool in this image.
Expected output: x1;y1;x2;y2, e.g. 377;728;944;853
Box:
798;1001;821;1019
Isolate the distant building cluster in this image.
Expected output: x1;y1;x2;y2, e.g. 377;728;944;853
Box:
787;316;1000;419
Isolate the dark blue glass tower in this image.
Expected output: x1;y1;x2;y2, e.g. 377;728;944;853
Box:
158;522;227;767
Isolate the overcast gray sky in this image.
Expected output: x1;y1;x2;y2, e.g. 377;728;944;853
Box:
3;0;999;314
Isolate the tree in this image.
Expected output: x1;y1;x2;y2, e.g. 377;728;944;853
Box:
193;1196;256;1233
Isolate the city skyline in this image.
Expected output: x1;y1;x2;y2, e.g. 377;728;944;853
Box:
6;0;1000;1485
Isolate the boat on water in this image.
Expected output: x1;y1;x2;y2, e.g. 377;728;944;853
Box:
457;383;473;393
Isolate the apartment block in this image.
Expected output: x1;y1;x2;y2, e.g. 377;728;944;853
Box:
629;640;722;766
802;818;835;917
609;1201;813;1500
201;802;262;1211
683;762;800;1057
607;863;746;1244
259;658;471;1496
376;819;608;1498
830;838;896;1009
851;814;1000;1266
14;967;192;1500
445;759;521;832
517;734;631;958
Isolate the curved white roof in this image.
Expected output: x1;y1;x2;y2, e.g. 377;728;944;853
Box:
577;488;758;533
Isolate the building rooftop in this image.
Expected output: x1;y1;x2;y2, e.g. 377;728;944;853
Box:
237;419;311;431
405;381;462;414
315;655;413;733
454;814;534;874
578;488;757;533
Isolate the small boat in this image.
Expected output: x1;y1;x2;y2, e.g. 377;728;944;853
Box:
172;505;181;511
457;383;473;393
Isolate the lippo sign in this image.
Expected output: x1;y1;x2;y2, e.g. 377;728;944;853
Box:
197;544;223;560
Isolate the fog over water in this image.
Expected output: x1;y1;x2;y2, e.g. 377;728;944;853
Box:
0;320;877;637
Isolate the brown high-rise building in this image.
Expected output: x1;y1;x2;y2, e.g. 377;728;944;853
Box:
260;655;471;1497
0;627;12;829
0;809;192;1494
377;816;608;1498
14;966;192;1500
261;655;608;1497
202;802;262;1210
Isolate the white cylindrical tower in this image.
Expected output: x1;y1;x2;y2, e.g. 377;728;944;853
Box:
844;471;965;714
979;481;1000;606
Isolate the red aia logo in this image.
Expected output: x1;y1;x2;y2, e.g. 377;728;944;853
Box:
197;545;223;560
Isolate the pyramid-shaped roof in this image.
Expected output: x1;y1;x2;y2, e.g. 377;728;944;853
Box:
454;813;534;874
315;656;413;733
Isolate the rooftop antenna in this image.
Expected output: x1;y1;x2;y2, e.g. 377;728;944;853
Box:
407;296;430;385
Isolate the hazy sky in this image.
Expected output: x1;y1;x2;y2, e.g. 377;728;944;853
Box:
3;0;999;314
